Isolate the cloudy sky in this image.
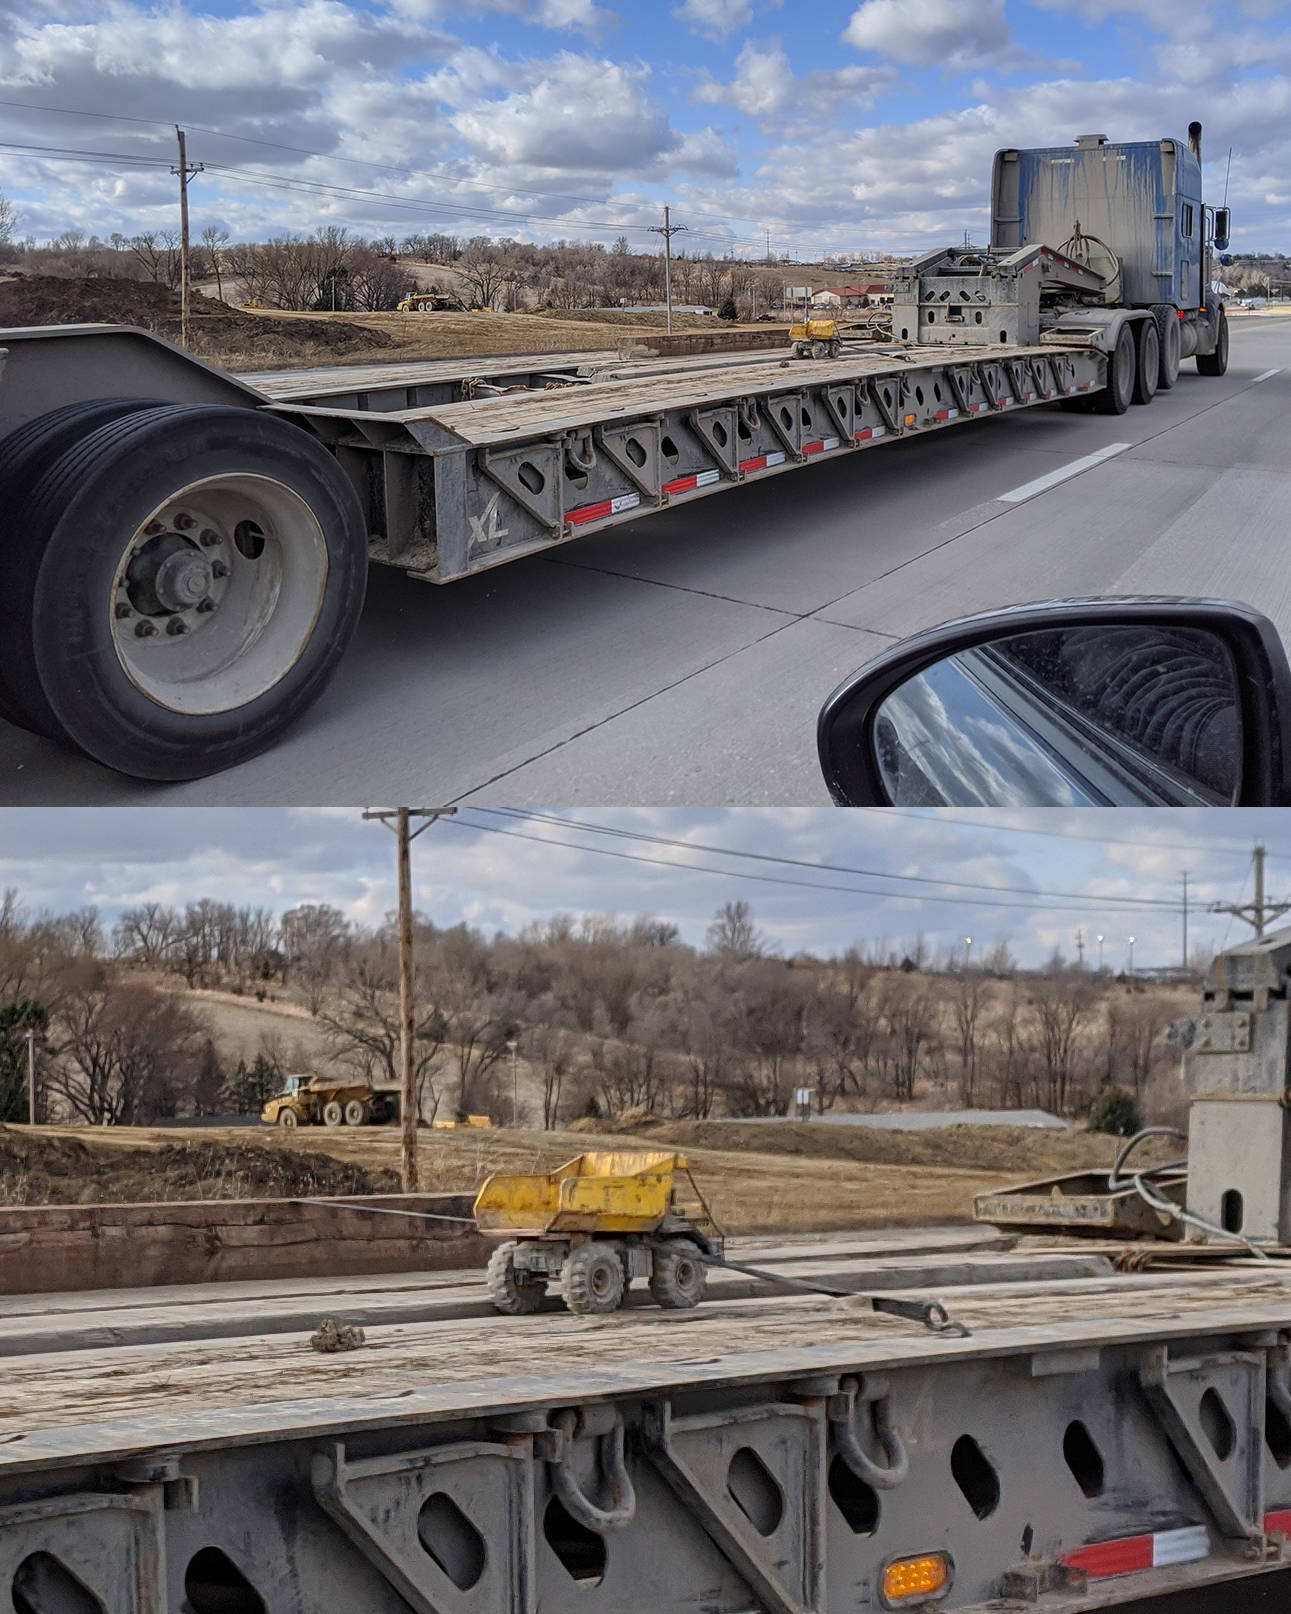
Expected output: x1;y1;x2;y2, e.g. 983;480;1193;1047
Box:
1;0;1289;256
0;806;1286;970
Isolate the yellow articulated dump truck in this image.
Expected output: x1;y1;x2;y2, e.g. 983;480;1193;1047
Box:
474;1150;723;1317
260;1073;397;1129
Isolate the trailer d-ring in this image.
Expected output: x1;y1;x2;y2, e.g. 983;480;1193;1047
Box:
829;1376;909;1490
547;1407;637;1534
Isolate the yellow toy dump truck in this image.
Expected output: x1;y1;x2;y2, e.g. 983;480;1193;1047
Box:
259;1073;397;1128
474;1150;723;1317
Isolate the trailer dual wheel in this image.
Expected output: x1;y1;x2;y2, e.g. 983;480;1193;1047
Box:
1149;303;1182;389
322;1100;344;1127
1094;323;1136;415
343;1099;369;1126
486;1242;547;1316
560;1243;625;1315
650;1240;707;1309
1197;305;1229;376
277;1108;298;1128
1131;317;1160;405
0;402;368;780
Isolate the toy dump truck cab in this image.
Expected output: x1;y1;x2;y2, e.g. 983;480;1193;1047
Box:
474;1151;723;1317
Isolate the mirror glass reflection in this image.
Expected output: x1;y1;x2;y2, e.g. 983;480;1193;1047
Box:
872;624;1242;806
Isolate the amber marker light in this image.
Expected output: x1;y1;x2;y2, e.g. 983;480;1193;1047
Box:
881;1552;952;1605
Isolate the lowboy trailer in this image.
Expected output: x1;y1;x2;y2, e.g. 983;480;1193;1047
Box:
0;129;1232;779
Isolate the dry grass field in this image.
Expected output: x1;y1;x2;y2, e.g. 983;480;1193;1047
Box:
8;1117;1162;1232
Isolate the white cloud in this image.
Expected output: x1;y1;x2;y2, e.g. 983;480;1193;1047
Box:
843;0;1030;72
451;54;679;172
695;38;897;124
672;0;755;40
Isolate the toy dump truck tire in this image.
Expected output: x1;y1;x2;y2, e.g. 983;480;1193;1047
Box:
486;1242;547;1316
1131;317;1160;404
322;1100;344;1127
1197;304;1229;376
560;1243;625;1315
343;1099;369;1126
649;1239;706;1310
1150;303;1182;388
0;403;368;781
276;1107;298;1128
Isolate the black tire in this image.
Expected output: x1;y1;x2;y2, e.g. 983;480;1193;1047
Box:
0;404;368;780
277;1107;298;1128
322;1100;344;1127
486;1241;546;1316
1094;323;1135;414
649;1240;707;1310
560;1242;625;1315
0;397;168;734
1197;305;1229;376
1149;303;1181;389
1131;317;1159;405
343;1099;368;1126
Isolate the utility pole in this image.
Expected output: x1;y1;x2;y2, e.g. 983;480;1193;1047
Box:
362;807;457;1191
649;205;687;335
172;128;204;350
1096;934;1105;973
1210;843;1291;938
1182;872;1189;972
24;1028;36;1126
1075;928;1085;968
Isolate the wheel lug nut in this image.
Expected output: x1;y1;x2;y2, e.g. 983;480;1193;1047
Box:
173;512;196;531
211;560;230;579
166;617;187;636
114;602;133;620
144;521;163;536
135;620;158;638
195;597;215;614
199;529;223;547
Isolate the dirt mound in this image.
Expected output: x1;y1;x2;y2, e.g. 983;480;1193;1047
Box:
0;1125;398;1205
528;307;727;331
0;274;390;363
629;1119;1173;1179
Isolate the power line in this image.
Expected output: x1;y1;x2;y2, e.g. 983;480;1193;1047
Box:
475;808;1185;910
881;808;1283;861
0;95;773;235
447;814;1186;916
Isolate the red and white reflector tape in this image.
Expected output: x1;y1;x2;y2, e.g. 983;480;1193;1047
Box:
567;492;640;527
802;437;841;456
1061;1525;1209;1581
933;408;960;422
1264;1508;1291;1535
662;469;720;496
738;450;787;473
998;395;1015;406
969;401;991;413
854;425;888;442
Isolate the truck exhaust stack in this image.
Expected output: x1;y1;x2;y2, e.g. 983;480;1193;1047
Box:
1189;119;1203;161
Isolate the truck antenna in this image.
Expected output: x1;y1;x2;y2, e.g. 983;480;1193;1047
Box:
1223;146;1232;207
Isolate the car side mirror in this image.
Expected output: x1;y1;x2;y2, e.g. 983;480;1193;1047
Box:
1214;208;1231;252
817;598;1291;807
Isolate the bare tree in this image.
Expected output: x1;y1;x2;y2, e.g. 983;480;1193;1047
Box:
319;956;447;1120
706;900;765;960
1030;971;1099;1114
281;904;350;1013
200;225;230;300
0;193;19;261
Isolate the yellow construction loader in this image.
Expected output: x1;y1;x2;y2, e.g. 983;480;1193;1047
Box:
789;316;843;359
259;1073;397;1129
474;1150;723;1316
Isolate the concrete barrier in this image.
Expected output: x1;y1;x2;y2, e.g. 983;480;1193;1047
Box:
621;328;791;358
0;1193;491;1294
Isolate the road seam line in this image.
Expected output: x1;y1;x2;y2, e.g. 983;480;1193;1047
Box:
1253;368;1282;383
998;443;1132;504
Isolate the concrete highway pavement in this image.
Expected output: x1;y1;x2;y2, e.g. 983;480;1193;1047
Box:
2;316;1287;806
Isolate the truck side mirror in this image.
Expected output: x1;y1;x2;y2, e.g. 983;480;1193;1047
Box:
817;598;1291;807
1214;208;1231;252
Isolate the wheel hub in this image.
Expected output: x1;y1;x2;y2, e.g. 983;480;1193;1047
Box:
115;509;237;641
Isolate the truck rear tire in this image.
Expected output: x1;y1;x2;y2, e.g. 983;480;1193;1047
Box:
486;1242;547;1315
1131;317;1159;404
1197;306;1229;376
650;1240;707;1309
343;1099;368;1126
560;1243;625;1315
1149;303;1181;389
0;404;368;780
1094;323;1135;414
0;397;167;734
322;1100;344;1127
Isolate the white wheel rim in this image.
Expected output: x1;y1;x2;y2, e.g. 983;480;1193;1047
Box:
110;473;329;715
